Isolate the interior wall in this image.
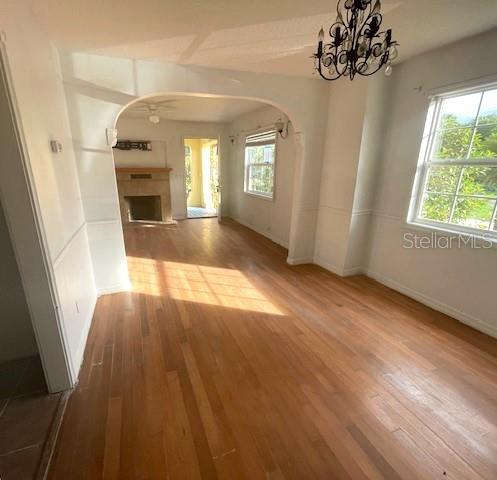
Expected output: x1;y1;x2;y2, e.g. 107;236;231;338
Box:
0;199;38;363
113;140;167;169
313;79;370;274
115;117;226;220
227;105;295;248
314;75;389;275
0;0;97;389
59;52;329;293
366;28;497;338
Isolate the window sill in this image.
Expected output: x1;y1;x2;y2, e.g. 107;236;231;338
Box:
244;191;274;202
405;219;497;248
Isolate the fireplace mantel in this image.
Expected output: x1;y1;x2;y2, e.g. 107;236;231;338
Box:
115;167;175;225
115;167;173;174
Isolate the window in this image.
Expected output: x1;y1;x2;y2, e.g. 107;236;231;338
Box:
244;130;276;199
410;85;497;237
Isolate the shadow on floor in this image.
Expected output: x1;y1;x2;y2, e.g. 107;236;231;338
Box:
0;356;62;480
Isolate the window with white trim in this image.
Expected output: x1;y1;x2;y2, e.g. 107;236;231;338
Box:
410;85;497;236
244;130;276;199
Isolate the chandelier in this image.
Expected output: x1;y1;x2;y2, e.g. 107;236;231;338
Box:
314;0;398;81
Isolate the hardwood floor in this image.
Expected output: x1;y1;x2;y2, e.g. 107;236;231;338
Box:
48;218;497;479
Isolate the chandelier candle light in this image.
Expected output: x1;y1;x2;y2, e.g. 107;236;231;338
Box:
314;0;398;81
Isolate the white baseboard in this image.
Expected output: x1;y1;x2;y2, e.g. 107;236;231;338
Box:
366;269;497;340
97;282;130;296
313;255;363;277
309;258;496;339
71;292;97;382
286;256;313;266
313;256;344;275
230;216;289;248
344;266;364;276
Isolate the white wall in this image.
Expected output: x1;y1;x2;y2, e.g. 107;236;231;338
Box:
227;106;295;247
59;52;329;293
114;117;226;219
0;200;38;363
366;28;497;338
312;29;497;339
314;78;370;274
0;0;97;389
314;75;389;275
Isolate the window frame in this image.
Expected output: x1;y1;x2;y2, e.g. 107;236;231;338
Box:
408;83;497;241
243;129;277;201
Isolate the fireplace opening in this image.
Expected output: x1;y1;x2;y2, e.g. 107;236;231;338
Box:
125;195;162;222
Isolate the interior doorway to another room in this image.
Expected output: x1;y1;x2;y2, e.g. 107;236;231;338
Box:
184;138;220;219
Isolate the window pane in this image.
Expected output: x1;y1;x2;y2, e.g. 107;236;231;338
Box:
246;145;275;165
420;193;453;222
438;93;481;128
425;166;461;193
248;165;273;195
452;197;495;230
458;166;497;198
431;128;472;160
477;89;497;125
469;125;497;159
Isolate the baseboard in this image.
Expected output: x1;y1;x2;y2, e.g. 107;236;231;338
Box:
286;256;313;266
310;258;497;339
71;291;98;382
230;216;289;248
366;269;497;340
97;282;130;296
313;256;345;275
313;255;363;277
343;266;364;276
72;281;126;382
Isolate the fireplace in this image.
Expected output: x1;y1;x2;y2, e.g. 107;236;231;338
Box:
125;195;162;222
115;167;175;225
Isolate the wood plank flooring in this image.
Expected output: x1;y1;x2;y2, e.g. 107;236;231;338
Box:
48;218;497;479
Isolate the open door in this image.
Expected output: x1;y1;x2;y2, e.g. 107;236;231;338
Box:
184;138;220;219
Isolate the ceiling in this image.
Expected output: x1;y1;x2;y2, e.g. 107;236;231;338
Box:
119;95;267;123
32;0;497;77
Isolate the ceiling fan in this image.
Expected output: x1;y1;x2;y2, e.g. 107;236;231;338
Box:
129;99;178;124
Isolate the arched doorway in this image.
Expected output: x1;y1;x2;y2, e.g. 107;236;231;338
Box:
110;93;298;269
60;52;326;295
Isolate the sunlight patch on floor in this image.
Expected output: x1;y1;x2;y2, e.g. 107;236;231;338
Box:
127;257;283;315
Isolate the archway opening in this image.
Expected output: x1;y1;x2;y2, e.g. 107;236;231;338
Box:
113;93;296;241
110;93;299;297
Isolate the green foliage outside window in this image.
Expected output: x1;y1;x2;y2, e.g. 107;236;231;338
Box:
245;144;275;196
185;146;192;198
420;101;497;231
209;144;220;209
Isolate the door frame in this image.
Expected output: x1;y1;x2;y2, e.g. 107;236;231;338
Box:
0;41;73;392
181;135;222;221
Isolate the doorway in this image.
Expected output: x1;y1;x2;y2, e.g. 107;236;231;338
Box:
184;138;220;219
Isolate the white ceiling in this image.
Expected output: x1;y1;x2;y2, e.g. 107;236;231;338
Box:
119;95;267;123
32;0;497;77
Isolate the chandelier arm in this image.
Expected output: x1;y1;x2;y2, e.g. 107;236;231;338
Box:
314;0;397;80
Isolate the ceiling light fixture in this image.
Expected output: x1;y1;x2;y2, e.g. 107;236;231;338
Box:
148;114;160;124
314;0;398;81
